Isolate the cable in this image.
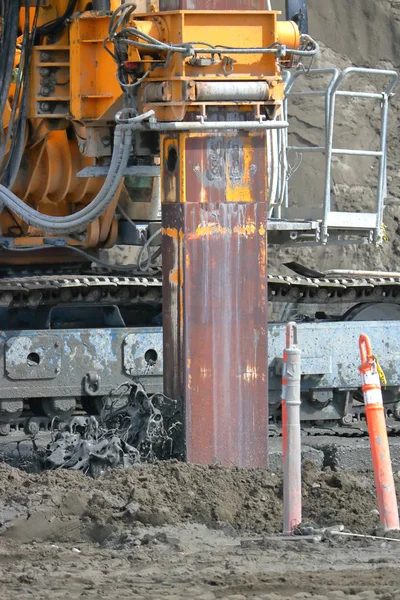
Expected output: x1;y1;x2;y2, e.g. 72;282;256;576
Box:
0;2;21;157
0;241;161;274
115;27;319;58
137;228;161;272
0;125;134;233
1;0;40;187
34;0;77;42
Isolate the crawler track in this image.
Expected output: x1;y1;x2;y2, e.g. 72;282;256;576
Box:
1;269;400;437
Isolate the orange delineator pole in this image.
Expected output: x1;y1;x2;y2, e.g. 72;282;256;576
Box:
359;334;399;530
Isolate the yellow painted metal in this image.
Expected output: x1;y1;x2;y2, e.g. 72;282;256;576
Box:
128;10;300;120
0;2;124;249
70;13;122;120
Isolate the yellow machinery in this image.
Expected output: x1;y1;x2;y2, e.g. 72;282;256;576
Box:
1;1;398;466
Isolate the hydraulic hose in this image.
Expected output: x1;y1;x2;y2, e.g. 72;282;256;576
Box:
0;2;20;151
0;126;131;234
0;110;155;234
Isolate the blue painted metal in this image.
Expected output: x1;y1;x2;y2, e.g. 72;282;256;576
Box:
1;321;399;416
268;321;400;400
0;327;163;400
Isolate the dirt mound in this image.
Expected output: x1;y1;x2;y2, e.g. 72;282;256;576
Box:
269;0;400;276
0;460;389;544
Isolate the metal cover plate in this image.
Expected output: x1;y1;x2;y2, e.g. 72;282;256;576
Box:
123;331;163;376
5;335;61;380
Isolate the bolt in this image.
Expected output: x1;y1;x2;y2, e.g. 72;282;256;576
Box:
40;67;51;76
55;367;60;374
40;102;51;113
25;420;39;436
101;136;111;147
341;413;353;426
0;292;12;304
0;423;11;436
40;87;51;97
40;52;50;62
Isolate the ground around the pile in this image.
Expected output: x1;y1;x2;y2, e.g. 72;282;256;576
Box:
1;460;400;599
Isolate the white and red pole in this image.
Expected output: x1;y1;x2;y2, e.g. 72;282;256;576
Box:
282;322;302;535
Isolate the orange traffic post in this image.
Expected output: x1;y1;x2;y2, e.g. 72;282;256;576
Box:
282;322;302;535
359;334;400;530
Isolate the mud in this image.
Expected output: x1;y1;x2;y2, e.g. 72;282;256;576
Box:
1;461;400;599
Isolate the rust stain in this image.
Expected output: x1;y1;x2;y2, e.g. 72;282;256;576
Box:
195;223;230;236
259;224;266;236
226;144;254;203
162;227;179;239
242;365;259;382
233;222;256;237
169;268;179;285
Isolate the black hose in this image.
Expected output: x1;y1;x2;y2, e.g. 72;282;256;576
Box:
0;242;162;275
1;1;39;187
0;1;21;157
34;0;77;42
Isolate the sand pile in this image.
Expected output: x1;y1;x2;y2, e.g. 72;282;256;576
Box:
270;0;400;274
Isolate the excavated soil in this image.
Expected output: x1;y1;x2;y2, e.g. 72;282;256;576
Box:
0;461;389;541
1;461;400;599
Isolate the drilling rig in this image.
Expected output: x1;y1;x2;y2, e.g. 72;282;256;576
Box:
0;0;399;466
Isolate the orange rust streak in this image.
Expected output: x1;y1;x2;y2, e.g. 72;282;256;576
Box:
169;268;179;285
233;223;256;237
162;227;184;241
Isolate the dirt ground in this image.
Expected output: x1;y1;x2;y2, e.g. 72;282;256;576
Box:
1;461;400;600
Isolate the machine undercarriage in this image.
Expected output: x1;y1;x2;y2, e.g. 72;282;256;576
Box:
1;269;400;439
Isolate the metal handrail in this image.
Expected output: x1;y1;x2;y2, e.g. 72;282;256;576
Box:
322;67;398;243
280;69;341;218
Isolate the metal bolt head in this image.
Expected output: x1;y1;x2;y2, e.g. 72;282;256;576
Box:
0;423;10;436
25;420;40;436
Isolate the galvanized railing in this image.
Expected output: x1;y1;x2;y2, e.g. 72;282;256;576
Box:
272;67;398;244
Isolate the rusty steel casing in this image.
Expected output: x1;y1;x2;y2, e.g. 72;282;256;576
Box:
162;130;268;467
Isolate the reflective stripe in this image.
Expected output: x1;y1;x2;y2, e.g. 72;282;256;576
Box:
362;383;381;392
364;388;383;406
363;370;380;386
